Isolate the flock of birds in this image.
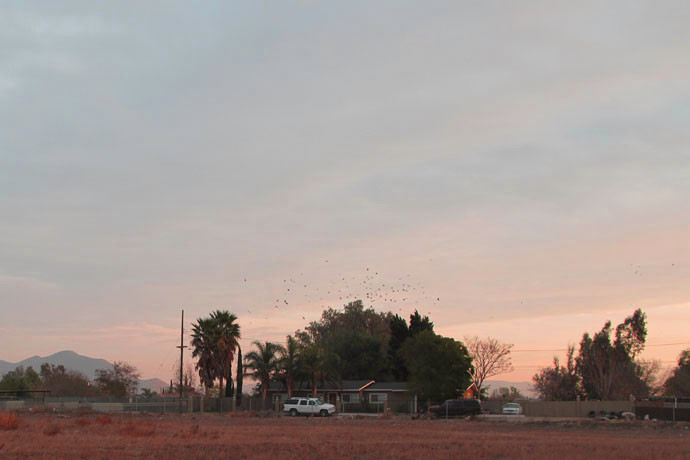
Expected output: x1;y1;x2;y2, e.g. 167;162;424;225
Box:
166;259;682;372
238;260;680;325
241;259;443;325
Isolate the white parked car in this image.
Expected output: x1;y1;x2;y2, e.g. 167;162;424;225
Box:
502;402;522;415
283;397;336;417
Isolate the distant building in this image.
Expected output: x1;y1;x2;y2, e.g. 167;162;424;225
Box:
463;382;480;399
266;380;411;410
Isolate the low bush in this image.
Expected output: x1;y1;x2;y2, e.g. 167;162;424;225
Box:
0;412;19;431
74;417;91;427
95;415;113;425
43;423;61;436
119;421;156;438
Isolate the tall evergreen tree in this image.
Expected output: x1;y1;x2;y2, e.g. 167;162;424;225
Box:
388;314;410;380
236;344;243;406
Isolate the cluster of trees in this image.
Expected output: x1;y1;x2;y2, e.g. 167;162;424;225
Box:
94;362;141;398
664;349;690;397
289;301;476;403
0;362;140;398
191;301;493;405
490;386;524;400
533;309;689;400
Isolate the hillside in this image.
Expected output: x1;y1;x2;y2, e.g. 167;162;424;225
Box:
0;350;166;392
484;380;535;398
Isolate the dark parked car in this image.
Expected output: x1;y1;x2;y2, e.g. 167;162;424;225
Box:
428;399;481;417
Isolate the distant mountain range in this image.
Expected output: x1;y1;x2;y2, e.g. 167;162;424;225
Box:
0;350;167;393
484;380;535;398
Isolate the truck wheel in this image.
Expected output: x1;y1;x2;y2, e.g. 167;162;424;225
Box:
320;409;328;417
289;409;298;417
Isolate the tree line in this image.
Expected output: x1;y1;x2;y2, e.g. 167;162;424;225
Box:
191;300;513;406
0;362;141;398
532;308;690;400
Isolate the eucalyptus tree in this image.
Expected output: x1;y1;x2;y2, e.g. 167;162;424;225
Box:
576;309;648;400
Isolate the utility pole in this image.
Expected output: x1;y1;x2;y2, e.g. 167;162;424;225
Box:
176;309;187;414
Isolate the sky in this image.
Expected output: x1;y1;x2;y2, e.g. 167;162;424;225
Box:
1;1;689;384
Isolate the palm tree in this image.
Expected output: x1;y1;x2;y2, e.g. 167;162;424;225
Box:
190;310;241;399
190;317;220;396
244;341;282;409
277;335;302;398
210;310;241;397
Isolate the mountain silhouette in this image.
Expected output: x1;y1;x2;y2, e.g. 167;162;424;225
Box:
0;350;166;392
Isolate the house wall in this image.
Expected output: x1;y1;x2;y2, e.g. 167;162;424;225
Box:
360;391;413;413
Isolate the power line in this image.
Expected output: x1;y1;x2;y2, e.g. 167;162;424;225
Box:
513;360;678;369
512;342;690;353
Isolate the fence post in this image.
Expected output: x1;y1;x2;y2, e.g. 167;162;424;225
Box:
336;396;340;414
673;397;677;422
232;397;236;413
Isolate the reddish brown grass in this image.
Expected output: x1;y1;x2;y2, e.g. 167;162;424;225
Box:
0;412;19;431
42;423;61;436
0;413;688;459
74;417;91;427
227;411;259;418
119;421;156;438
95;414;112;425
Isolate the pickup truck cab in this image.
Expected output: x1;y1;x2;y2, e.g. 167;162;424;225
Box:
283;397;336;417
428;399;481;417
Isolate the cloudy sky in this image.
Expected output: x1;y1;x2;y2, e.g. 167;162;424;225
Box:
2;1;689;382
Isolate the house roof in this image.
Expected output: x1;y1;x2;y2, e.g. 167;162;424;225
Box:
267;380;375;392
365;382;407;392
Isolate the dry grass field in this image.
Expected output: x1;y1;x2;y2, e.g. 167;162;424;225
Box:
0;411;688;459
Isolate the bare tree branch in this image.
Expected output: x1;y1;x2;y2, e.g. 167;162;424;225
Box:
464;336;514;393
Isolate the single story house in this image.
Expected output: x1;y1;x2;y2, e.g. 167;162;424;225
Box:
266;380;411;409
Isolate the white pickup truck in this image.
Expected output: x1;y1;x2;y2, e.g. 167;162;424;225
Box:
283;397;336;417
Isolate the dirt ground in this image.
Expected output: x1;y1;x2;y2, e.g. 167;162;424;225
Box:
1;411;688;459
